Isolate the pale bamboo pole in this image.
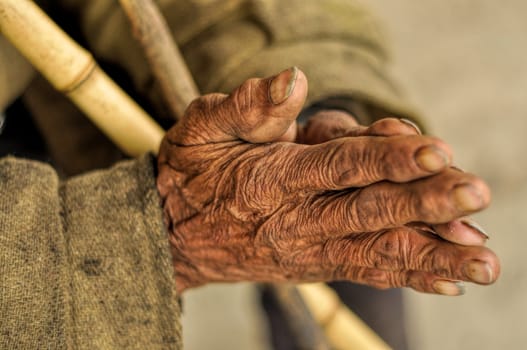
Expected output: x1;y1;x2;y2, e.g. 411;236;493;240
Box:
0;0;164;157
269;284;332;350
298;283;392;350
119;0;199;120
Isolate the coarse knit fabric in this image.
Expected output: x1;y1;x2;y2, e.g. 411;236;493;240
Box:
1;0;419;348
0;155;181;349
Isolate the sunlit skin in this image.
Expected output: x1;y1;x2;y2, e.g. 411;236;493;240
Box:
157;67;500;296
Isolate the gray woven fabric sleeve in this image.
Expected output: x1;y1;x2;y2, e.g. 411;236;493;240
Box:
0;154;182;349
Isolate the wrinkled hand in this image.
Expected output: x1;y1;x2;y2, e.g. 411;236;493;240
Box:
157;67;500;295
293;108;494;246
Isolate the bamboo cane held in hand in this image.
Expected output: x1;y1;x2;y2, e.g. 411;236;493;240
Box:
119;0;199;121
269;284;332;350
298;283;391;350
0;0;164;157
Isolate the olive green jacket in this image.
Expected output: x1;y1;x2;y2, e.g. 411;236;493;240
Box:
0;1;417;348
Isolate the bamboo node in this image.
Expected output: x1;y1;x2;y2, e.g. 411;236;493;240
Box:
60;57;97;94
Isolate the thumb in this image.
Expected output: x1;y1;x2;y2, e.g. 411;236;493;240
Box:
171;67;308;145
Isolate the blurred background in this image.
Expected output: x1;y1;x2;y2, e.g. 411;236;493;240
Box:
182;1;527;349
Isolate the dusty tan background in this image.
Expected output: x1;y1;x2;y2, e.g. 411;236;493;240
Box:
368;1;527;349
182;1;527;349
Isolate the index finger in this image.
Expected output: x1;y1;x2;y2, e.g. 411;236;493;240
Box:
264;133;452;194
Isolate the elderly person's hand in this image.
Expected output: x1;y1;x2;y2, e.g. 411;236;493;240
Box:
289;104;493;249
157;67;500;295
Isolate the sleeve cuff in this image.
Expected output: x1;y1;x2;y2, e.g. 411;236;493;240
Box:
61;154;182;348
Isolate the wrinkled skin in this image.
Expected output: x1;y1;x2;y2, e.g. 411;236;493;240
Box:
157;67;500;295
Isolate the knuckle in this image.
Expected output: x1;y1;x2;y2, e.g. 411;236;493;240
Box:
383;138;414;179
231;78;264;117
184;96;206;116
415;185;448;222
352;186;403;230
384;135;437;180
229;79;274;139
321;238;353;266
185;94;224;117
412;236;447;273
366;229;406;269
391;187;418;223
330;139;382;187
386;270;411;288
176;94;228;144
407;274;431;293
356;142;383;184
233;79;257;110
361;269;392;289
347;189;382;231
327;142;355;188
333;136;432;187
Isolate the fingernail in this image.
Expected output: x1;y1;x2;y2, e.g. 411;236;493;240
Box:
415;145;450;172
269;66;298;105
407;222;436;235
451;165;465;173
451;184;484;212
460;218;490;240
399;118;422;135
433;280;466;296
464;260;494;284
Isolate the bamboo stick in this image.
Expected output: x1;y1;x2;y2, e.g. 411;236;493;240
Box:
298;283;392;350
269;284;332;350
0;0;164;157
119;0;199;120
